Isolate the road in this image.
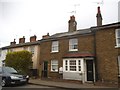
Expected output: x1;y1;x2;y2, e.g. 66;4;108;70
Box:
2;84;66;90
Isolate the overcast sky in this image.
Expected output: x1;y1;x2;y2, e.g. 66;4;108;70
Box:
0;0;119;47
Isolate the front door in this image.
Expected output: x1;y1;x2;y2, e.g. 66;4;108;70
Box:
43;61;48;77
86;60;94;81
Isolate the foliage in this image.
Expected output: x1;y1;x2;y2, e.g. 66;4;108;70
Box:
5;50;33;75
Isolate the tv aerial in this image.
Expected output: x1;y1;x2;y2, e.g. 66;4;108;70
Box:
93;0;104;6
68;4;80;16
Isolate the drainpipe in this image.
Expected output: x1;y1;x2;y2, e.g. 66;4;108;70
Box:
91;28;98;83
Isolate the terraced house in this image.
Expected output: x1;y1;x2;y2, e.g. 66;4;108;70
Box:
39;7;120;86
1;35;41;76
1;6;120;86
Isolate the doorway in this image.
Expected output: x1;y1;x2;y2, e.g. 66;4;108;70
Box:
86;60;94;81
43;61;48;77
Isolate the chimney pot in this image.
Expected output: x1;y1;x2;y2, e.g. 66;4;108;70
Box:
30;35;37;42
97;6;101;13
42;33;50;39
10;39;16;45
19;36;25;43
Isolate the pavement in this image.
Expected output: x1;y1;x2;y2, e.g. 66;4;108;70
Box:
28;78;118;89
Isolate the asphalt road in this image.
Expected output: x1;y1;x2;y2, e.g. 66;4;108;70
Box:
1;84;66;90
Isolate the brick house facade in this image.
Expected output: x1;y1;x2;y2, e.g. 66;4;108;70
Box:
91;23;120;85
1;6;120;86
39;7;120;85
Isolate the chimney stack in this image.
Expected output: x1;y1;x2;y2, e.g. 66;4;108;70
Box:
19;36;25;43
96;6;102;26
42;33;50;39
30;35;37;42
10;39;16;45
68;15;77;32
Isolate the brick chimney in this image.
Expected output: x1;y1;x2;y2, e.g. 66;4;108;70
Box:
10;39;16;45
68;15;77;32
30;35;37;42
96;6;102;26
42;33;50;39
19;36;25;43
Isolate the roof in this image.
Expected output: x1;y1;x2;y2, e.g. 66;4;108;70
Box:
63;51;95;58
91;22;120;30
42;28;92;40
2;41;41;50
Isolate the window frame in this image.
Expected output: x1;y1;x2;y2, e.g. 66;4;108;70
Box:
116;29;120;47
51;41;59;53
30;46;35;54
69;38;78;51
63;59;82;72
51;60;58;72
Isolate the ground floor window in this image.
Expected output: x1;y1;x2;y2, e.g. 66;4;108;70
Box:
51;60;58;72
63;59;82;72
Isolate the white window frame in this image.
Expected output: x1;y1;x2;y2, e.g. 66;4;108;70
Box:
51;41;59;52
51;60;58;72
30;46;35;54
63;59;83;72
69;60;76;71
115;29;120;47
69;38;78;51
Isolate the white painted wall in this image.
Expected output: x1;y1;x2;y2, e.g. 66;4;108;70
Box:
0;49;8;66
63;58;84;82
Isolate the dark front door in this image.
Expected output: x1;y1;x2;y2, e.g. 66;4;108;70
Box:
86;60;94;81
43;61;48;77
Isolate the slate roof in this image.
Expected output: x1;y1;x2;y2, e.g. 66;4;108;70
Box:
2;41;41;50
47;28;92;39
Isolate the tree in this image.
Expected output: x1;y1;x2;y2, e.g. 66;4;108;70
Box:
5;50;33;75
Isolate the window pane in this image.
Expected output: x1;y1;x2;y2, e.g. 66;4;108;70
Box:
117;38;120;44
52;60;58;64
70;60;76;65
78;60;81;65
52;65;58;71
69;39;78;51
65;66;68;71
117;29;120;37
65;60;68;65
70;66;76;71
78;66;81;71
51;60;58;72
52;41;58;52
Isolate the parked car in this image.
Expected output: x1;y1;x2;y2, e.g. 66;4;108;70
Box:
0;66;29;87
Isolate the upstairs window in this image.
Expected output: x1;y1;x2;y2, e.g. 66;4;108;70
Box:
116;29;120;47
51;41;59;52
69;38;78;51
30;46;35;54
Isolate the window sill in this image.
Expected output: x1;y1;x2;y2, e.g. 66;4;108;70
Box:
115;45;120;48
51;51;59;53
50;71;58;73
69;49;78;52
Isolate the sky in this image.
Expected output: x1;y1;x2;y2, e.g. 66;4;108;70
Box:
0;0;119;47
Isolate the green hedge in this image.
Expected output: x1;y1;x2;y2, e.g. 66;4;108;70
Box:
5;50;32;75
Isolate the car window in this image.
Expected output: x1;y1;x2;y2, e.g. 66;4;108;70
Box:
3;67;18;74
